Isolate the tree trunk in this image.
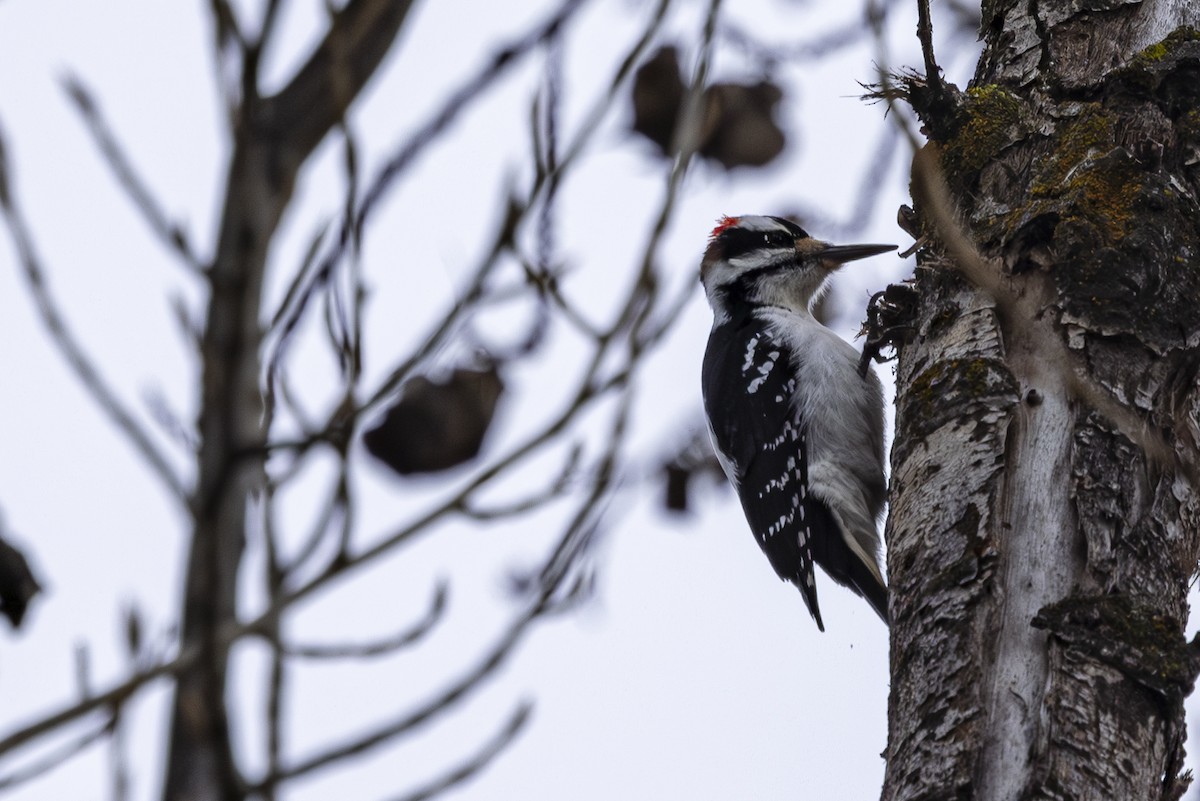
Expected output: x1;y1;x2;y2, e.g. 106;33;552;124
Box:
884;5;1200;800
162;3;415;799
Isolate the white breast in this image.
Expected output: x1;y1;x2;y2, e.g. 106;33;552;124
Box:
760;308;886;515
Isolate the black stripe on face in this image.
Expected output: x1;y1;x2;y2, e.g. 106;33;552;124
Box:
718;222;809;261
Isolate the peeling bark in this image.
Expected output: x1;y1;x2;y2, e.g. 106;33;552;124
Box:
884;3;1200;800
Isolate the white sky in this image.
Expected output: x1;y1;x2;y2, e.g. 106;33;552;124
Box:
1;2;1196;801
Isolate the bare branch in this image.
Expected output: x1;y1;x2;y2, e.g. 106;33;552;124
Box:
0;719;111;792
0;649;192;757
353;0;588;244
0;133;189;505
278;478;347;577
265;0;419;159
172;2;427;792
206;0;245;53
268;219;331;334
381;703;532;801
717;0;904;67
142;385;198;452
244;0;284;95
108;711;131;801
61;74;205;273
557;0;670;169
458;472;576;522
916;0;943;90
249;591;550;790
260;477;286;801
356;197;524;414
266;0;594;389
281;581;447;659
617;0;722;355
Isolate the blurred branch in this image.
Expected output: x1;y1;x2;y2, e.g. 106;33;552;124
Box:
250;564;560;791
507;0;674;343
108;710;130;801
916;0;943;90
0;7;709;801
352;0;589;244
207;0;245;53
621;0;722;354
558;0;670;169
61;74;205;273
264;0;419;159
267;0;593;389
207;0;247;116
278;476;346;577
0;648;192;757
0;718;111;792
260;473;286;801
244;0;284;95
382;703;532;801
267;219;331;336
282;581;447;659
460;449;579;522
0;131;189;506
172;2;425;797
357;198;522;416
142;385;199;452
717;0;903;67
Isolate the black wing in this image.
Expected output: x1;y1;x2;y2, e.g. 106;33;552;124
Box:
702;315;838;631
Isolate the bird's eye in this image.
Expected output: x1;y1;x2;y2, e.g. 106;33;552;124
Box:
764;231;792;247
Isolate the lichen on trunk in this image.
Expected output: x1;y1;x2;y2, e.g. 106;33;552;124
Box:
884;8;1200;801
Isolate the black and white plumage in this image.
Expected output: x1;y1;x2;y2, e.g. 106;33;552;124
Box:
699;214;893;631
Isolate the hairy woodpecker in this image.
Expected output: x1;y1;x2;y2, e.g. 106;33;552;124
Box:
700;214;894;631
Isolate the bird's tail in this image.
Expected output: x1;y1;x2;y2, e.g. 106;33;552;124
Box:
795;574;826;632
814;504;889;626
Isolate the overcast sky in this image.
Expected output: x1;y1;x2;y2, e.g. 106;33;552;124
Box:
2;2;1197;801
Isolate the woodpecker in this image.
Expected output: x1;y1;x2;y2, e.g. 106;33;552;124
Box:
699;214;894;631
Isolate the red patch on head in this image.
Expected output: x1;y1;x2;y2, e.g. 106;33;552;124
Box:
709;215;740;241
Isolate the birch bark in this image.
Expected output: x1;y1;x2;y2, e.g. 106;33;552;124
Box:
884;4;1200;800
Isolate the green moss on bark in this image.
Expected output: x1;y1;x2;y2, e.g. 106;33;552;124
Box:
942;84;1025;180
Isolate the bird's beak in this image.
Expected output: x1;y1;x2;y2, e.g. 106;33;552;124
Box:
815;242;896;268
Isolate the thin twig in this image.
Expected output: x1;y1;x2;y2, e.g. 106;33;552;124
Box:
557;0;671;169
266;0;592;390
620;0;722;354
61;74;205;274
916;0;943;89
353;0;590;244
0;138;189;506
381;703;532;801
282;581;447;660
259;460;286;801
0;645;194;757
249;567;557;790
0;718;112;791
108;709;130;801
717;0;904;67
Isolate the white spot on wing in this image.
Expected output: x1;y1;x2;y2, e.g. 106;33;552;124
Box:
741;335;759;373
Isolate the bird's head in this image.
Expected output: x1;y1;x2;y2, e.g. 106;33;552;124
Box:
700;215;894;319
